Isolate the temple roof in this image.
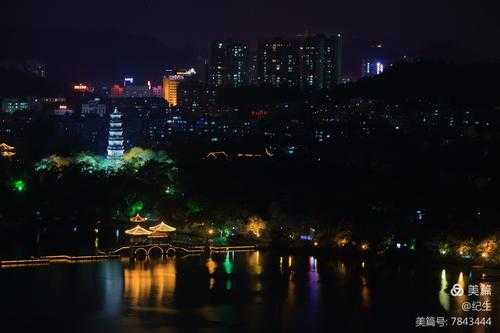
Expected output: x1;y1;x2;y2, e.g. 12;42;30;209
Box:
130;214;146;223
149;221;176;233
125;225;152;236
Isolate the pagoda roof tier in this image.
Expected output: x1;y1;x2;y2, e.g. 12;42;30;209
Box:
149;221;176;233
125;225;152;236
130;214;147;223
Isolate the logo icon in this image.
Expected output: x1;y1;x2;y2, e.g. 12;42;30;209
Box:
450;284;464;296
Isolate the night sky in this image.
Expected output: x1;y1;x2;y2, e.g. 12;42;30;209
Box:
2;0;500;81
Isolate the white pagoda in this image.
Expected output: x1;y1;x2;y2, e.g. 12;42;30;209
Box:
107;107;124;159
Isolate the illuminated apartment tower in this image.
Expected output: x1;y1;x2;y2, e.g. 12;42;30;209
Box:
163;75;183;107
107;107;125;159
208;40;249;87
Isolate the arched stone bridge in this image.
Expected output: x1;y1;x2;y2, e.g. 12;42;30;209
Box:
108;244;256;258
110;243;202;257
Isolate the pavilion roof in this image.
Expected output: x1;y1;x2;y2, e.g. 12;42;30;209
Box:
149;221;176;233
129;214;147;223
125;225;152;236
0;143;15;151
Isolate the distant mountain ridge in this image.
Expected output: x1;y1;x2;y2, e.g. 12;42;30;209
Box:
0;26;193;85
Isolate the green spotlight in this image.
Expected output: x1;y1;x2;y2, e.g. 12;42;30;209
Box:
12;179;26;192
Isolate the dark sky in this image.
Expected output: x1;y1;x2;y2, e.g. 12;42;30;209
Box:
2;0;500;81
3;0;500;51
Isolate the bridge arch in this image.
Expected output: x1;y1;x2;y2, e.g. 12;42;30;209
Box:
134;248;148;257
147;246;164;257
165;247;176;256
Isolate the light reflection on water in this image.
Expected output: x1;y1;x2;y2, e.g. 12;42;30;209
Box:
1;252;498;332
123;258;176;307
439;269;450;312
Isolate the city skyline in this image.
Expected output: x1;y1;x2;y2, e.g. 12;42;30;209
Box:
2;1;500;84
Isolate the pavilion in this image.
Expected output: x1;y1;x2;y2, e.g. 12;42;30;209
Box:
130;214;147;223
148;221;176;239
125;225;152;236
0;143;16;157
125;214;150;244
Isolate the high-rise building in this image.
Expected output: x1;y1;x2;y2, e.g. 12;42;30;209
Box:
208;40;249;87
257;34;342;90
320;34;343;88
298;34;342;89
257;38;299;88
107;107;125;159
163;75;183;107
298;35;320;89
208;41;226;87
225;41;249;87
163;68;198;107
334;34;343;85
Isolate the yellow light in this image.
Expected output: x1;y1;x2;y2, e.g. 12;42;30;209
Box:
457;272;465;288
476;239;497;260
208;228;214;235
246;216;266;238
361;243;369;251
313;241;318;246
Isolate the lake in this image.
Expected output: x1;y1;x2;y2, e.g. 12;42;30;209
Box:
0;251;498;332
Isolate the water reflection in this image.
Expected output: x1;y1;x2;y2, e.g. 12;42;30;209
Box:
308;256;320;316
439;269;450;312
248;251;262;275
360;276;371;309
455;271;467;315
123;258;176;307
101;261;123;316
206;258;217;274
0;252;498;332
223;251;234;274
